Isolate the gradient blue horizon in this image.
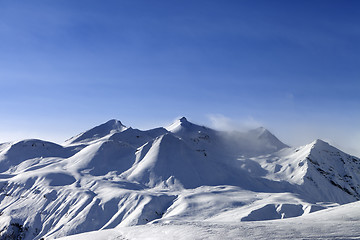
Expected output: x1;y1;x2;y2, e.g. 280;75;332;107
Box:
0;1;359;156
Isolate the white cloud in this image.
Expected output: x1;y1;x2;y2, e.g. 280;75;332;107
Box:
207;114;262;132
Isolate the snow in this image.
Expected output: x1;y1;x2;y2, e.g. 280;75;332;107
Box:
57;201;360;239
0;118;359;239
65;119;127;145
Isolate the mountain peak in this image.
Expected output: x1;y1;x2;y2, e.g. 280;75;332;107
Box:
179;117;188;123
103;119;126;130
253;127;269;136
244;127;289;151
66;119;127;144
249;127;275;139
311;139;331;150
166;117;193;132
313;139;329;145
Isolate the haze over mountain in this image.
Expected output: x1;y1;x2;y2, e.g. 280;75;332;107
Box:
0;118;359;239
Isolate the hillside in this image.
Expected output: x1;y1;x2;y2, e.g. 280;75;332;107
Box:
0;118;359;239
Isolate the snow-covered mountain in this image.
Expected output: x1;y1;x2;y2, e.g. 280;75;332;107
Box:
0;118;359;239
65;119;128;144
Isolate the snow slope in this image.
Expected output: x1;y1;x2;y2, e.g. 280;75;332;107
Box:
65;119;128;144
251;139;360;203
0;118;359;239
58;200;360;240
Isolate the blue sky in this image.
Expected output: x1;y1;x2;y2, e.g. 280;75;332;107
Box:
0;1;359;156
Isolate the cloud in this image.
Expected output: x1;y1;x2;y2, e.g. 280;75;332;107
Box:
207;114;262;132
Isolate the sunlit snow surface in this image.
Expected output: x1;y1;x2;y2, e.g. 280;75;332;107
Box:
59;201;360;239
0;118;360;239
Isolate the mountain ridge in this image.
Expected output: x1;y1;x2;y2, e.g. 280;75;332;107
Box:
0;117;359;239
65;119;128;144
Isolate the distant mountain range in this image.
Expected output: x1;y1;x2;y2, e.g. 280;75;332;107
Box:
0;118;359;239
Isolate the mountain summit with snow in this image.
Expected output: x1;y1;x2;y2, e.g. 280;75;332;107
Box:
66;119;127;144
0;118;359;239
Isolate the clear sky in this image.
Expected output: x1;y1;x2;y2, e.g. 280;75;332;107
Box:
0;1;359;156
